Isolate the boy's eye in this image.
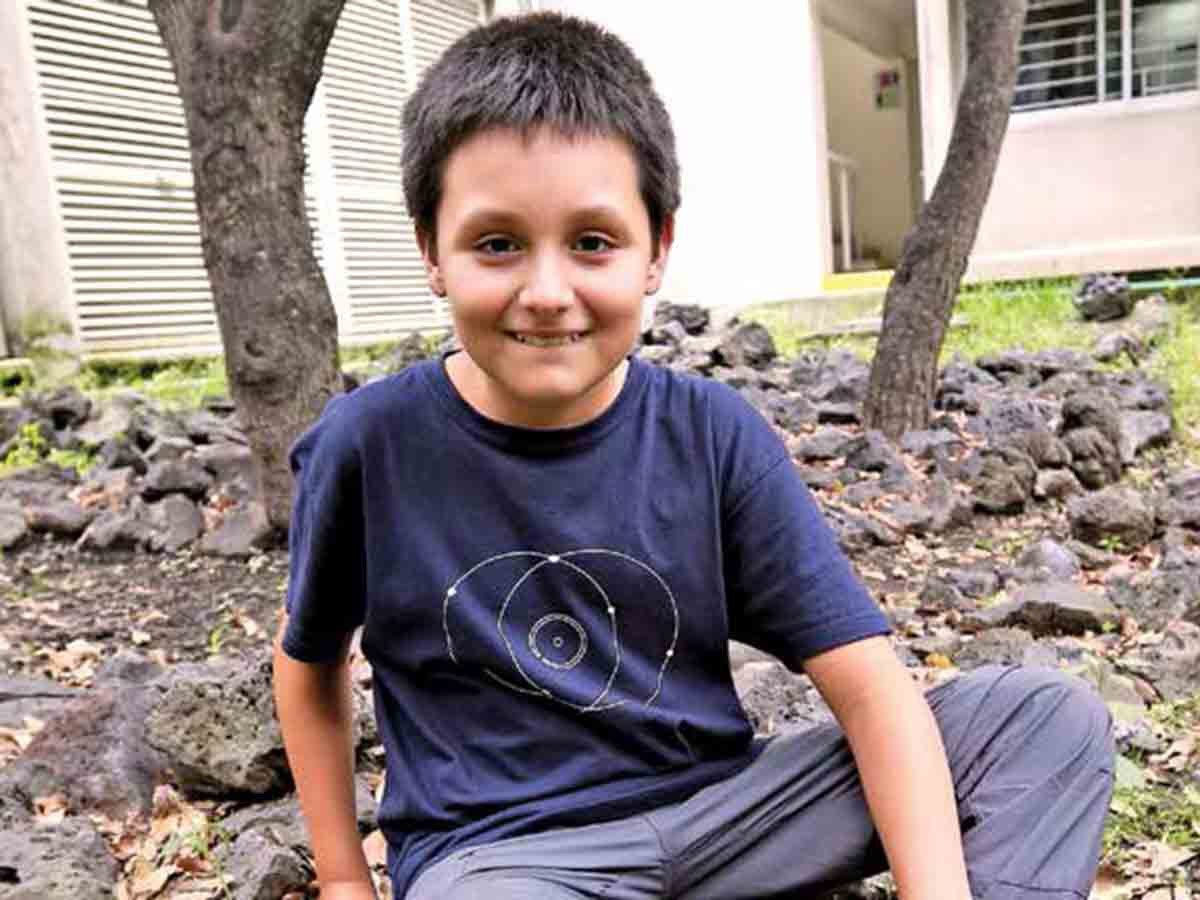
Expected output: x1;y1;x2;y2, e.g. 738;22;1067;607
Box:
573;234;614;254
475;236;520;255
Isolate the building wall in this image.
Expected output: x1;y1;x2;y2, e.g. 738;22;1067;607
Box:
538;0;830;308
0;2;76;356
821;25;915;267
970;97;1200;279
2;0;480;360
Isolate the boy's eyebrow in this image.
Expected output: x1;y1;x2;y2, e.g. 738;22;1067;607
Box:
455;207;522;233
565;205;630;227
453;204;634;238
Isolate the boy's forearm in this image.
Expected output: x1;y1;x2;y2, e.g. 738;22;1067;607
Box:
806;638;971;900
839;671;972;900
272;623;374;893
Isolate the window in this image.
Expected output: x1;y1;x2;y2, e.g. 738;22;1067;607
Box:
1014;0;1198;112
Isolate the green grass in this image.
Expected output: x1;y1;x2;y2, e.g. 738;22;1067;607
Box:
0;422;98;477
746;279;1090;363
1149;302;1200;458
943;280;1094;360
1103;693;1200;868
73;356;229;409
748;278;1199;460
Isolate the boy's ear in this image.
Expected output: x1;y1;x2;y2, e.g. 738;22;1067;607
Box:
416;228;446;297
646;215;675;296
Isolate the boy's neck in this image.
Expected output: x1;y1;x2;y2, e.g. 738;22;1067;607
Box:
444;352;630;431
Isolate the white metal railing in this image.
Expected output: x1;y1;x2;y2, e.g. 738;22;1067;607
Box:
1014;0;1199;112
827;151;858;273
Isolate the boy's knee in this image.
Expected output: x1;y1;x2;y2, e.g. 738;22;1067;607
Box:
974;665;1115;764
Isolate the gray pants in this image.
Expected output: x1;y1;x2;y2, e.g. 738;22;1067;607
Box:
406;666;1115;899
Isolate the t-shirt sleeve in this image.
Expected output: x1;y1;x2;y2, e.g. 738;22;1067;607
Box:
282;395;368;662
718;396;890;670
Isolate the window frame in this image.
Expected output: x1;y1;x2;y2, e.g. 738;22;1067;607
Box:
1002;0;1200;116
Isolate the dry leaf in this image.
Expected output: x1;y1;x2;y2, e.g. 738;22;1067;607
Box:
363;829;389;869
1088;862;1129;899
175;852;212;875
128;858;176;897
232;612;263;639
33;793;68;826
0;726;35;752
152;784;185;818
925;653;955;670
1147;840;1194;875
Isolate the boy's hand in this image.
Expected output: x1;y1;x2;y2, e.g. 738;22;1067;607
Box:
319;880;378;899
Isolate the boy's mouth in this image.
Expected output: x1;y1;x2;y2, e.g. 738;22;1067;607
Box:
510;332;586;348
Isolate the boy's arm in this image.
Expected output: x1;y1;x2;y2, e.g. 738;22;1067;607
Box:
804;635;972;900
272;615;376;900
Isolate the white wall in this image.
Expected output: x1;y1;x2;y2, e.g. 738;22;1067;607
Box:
969;98;1200;279
0;2;77;355
821;25;915;266
535;0;829;307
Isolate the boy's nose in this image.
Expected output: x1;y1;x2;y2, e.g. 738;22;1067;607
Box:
518;253;573;314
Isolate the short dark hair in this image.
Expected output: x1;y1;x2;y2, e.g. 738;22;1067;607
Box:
401;12;680;245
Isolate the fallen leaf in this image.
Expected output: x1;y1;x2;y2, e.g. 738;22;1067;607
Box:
1147;840;1193;876
128;859;176;896
33;794;68;826
1088;865;1128;899
925;653;954;670
152;784;184;818
363;829;389;869
1114;755;1146;790
232;611;263;639
175;851;211;875
0;726;35;752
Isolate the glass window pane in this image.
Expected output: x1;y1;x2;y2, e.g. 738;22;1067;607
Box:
1015;1;1105;111
1132;0;1199;97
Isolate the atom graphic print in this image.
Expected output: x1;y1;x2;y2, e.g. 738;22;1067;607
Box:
443;550;680;713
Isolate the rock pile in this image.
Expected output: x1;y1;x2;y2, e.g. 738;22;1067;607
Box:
2;292;1198;898
0;651;377;899
0;389;268;557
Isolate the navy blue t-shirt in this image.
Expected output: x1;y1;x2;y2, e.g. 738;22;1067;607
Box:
283;354;889;895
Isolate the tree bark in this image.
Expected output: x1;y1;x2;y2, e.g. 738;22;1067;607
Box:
150;0;346;532
862;0;1028;439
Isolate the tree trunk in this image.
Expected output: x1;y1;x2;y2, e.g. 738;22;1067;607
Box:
150;0;346;532
862;0;1028;439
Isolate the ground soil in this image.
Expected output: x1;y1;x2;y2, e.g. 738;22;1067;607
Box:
0;502;1054;683
2;536;286;679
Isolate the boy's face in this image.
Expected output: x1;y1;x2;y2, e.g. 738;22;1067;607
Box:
420;127;672;429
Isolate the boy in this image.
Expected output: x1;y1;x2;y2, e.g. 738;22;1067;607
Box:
273;12;1115;899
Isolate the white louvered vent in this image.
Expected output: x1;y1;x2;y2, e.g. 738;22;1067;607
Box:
339;194;435;339
324;0;406;184
26;0;471;358
28;0;220;357
319;0;465;339
412;0;481;81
